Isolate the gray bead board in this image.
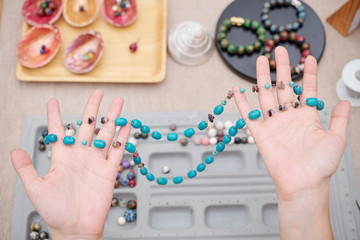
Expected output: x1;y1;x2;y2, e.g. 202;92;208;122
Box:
11;110;360;239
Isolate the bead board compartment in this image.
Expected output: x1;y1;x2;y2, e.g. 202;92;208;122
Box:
10;111;360;240
215;0;325;83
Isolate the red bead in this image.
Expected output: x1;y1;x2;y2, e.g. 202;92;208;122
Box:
44;48;50;54
269;59;276;69
302;49;311;57
289;32;297;42
280;31;289;41
37;9;45;16
133;150;139;158
128;179;136;188
266;39;275;48
300;56;306;64
264;52;272;60
264;45;272;53
95;128;100;135
217;136;223;143
129;42;137;52
301;42;311;50
296;35;305;45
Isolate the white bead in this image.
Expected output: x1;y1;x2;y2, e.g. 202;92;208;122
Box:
47;150;51;159
246;129;252;136
130;160;135;166
65;129;75;137
117;216;126;225
224;120;233;129
193;138;201;145
116;126;120;132
248;136;255;144
112;5;118;11
128;137;137;146
209;137;217;145
116;0;121;3
208;128;217;137
215;121;224;130
162;166;170;174
229;136;235;145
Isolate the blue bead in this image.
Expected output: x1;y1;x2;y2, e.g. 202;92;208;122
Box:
127;171;136;180
63;136;75;145
298;11;306;19
270;24;277;33
131;119;142;128
248;110;261;120
173;176;183;184
221;100;227;106
167;133;178;141
293;84;302;95
81;140;87;145
140;167;148;175
223;135;232;144
214;105;224;115
197;163;206;172
316;100;325;111
228;126;238;136
292;22;299;30
94;139;106;149
264;19;271;27
205;155;215;164
240;88;246;93
289;81;295;87
124;209;136;222
157;177;168;185
184;128;195;138
120;177;128;186
40;49;44;54
187;170;197;178
133;156;141;165
198;121;208;131
115;118;127;126
306;97;318;107
46;134;57;143
235;119;246;129
265;83;271;89
297;5;305;12
151;131;162;140
216;142;225;152
146;173;155;181
125;142;136;153
212;151;217;156
140;125;150;134
42;129;48;137
76;120;82;126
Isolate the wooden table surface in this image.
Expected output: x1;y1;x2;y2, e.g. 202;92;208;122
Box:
0;0;359;239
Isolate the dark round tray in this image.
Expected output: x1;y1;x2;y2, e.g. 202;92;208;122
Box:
215;0;325;83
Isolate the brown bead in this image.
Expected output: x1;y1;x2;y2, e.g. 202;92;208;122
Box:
113;141;121;149
134;133;141;139
208;114;215;123
114;180;121;188
227;90;234;99
180;138;188;146
66;123;74;130
88;116;95;124
94;128;100;135
252;85;259;93
138;163;144;168
79;5;85;11
241;137;248;144
217;136;223;143
141;133;148;139
111;197;119;207
31;222;41;232
39;144;46;151
268;109;275;117
101;117;109;124
118;165;124;173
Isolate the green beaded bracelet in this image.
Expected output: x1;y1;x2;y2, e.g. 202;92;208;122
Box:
217;17;267;56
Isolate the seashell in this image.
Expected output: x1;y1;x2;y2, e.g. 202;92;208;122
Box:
63;0;99;27
102;0;137;27
63;31;104;74
22;0;63;26
168;21;214;66
16;24;61;68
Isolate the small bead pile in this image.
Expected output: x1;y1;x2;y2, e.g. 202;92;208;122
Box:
83;49;95;61
40;45;50;55
111;197;137;225
115;162;136;188
112;0;131;17
37;0;56;17
29;222;49;240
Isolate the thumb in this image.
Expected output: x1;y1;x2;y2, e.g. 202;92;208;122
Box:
11;149;41;194
329;101;351;140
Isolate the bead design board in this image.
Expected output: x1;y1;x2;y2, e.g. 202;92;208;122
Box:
11;110;360;239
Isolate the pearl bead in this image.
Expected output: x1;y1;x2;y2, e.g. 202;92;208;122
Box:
130;160;135;167
229;136;235;145
128;137;137;146
65;129;75;137
201;137;210;146
246;129;252;136
248;136;255;144
208;128;217;137
224;120;233;129
193;138;201;145
162;166;170;174
117;217;126;225
215;121;224;130
116;126;120;132
209;137;217;145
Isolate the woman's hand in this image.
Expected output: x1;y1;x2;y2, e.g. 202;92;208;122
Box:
233;47;350;240
11;90;131;240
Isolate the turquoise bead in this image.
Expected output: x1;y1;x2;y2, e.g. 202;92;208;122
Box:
43;136;49;145
235;119;246;129
140;125;150;134
248;110;261;120
146;173;155;181
221;100;227;106
133;157;141;165
115;118;127;126
157;177;168;185
151;131;162;140
212;151;217;156
289;81;295;87
240;88;246;93
187;170;197;178
265;83;271;89
228;126;238;136
316;100;325;111
167;133;178;141
214;105;224;115
125;142;136;153
184;128;195;138
198;121;208;131
131;119;142;128
94;139;106;149
173;176;183;184
197;163;206;172
223;135;232;144
306;97;318;107
216;142;225;152
81;140;87;145
140;167;148;175
205;155;215;164
46;134;57;143
63;136;75;145
76;120;82;126
293;84;302;95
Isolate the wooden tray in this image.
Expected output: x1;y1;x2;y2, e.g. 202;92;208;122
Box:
16;0;167;83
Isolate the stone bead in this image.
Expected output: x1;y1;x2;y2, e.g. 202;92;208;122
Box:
216;129;224;137
272;34;280;43
248;110;261;120
31;222;41;232
184;128;195;138
94;139;106;149
127;200;137;209
125;142;136;153
245;44;254;54
218;25;227;33
296;35;305;45
94;128;100;135
217;32;227;41
248;136;255;144
46;134;57;143
215;121;224;130
81;140;87;145
151;131;162;140
167;133;178;141
169;123;177;131
241;137;248;143
301;42;311;50
101;117;109;124
306;97;318;107
140;167;148;175
269;59;276;69
120;177;129;186
127;171;136;180
115;118;127;126
132;151;139;159
209;137;217;145
212;151;218;156
42;129;48;137
206;122;215;130
198;121;208;130
111;197;119;207
162;166;170;174
77;120;82;126
234;137;241;144
238;45;245;55
119;198;127;207
157;177;168;185
228;136;235;145
227;44;237;54
39;231;49;239
180;138;188;146
128;179;136;188
235;119;246;129
30;231;39;239
217;136;223;143
173;176;183;184
223;135;232;144
122;160;131;169
201;137;210;146
114;180;121;188
253;40;262;51
214;105;224;115
240;87;246;93
187;170;197;178
220;39;229;49
222;18;231;29
128;137;137;146
289;81;295;87
134;133;141;139
112;141;121;149
146;173;155;181
141;133;149;139
131;119;142;128
251;20;260;30
63;136;75;145
117;217;126;225
244;18;251;28
65;128;75;137
228;126;238;136
293;84;302;95
224;120;233;129
258;34;266;44
205;155;215;164
140;125;150;134
124;209;136;222
133;156;141;165
193;138;201;145
208;114;215;123
197;163;206;172
265;83;271;89
216;142;225;152
208;128;217;137
298;11;306;19
316;100;325;111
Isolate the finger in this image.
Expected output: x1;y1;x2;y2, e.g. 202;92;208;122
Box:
95;97;125;156
329;101;351;140
274;46;295;106
11;149;42;195
301;55;318;104
46;99;65;146
108;122;131;167
256;56;277;119
77;89;104;144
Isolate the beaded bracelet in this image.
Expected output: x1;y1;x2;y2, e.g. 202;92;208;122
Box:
217;17;267;55
261;0;305;33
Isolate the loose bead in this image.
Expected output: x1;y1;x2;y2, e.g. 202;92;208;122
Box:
117;217;126;225
127;171;136;180
217;129;224;137
128;179;136;188
224;120;233;129
198;121;208;130
151;131;162;140
94;139;106;149
31;222;41;232
180;138;188;146
127;200;137;209
65;129;75;137
221;100;227;106
216;142;225;152
208;128;217;137
111;197;119;207
141;133;148;139
234;137;241;144
240;87;246;93
197;163;206;172
184;128;195;138
133;156;141;165
173;176;183;184
169;123;177;131
134;133;141;139
131;119;142;128
122;160;131;169
125;142;136;153
114;180;121;188
228;126;238;136
248;136;255;144
146;173;155;181
187;170;197;178
316;100;325;111
223;135;232;144
162;166;170;174
157;177;168;185
215;121;224;130
112;141;121;148
46;134;57;143
209;137;217;145
124;209;136;222
120;177;129;186
306;97;318;107
193;138;201;145
248;110;261;120
77;120;82;126
265;83;271;89
115;118;127;126
140;167;148;175
30;231;39;239
293;84;302;95
167;133;178;141
201;137;210;146
235;119;246;129
213;105;224;115
39;231;49;239
119;198;127;207
63;136;75;145
140;125;150;134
